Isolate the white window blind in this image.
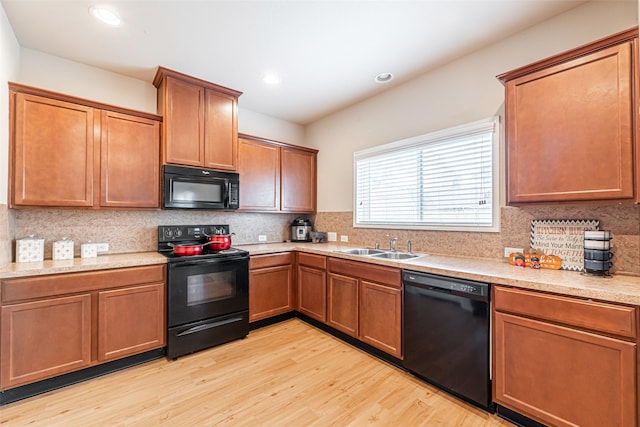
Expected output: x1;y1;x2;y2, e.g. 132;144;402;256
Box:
354;117;499;232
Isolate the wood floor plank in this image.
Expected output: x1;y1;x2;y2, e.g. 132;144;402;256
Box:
1;319;513;426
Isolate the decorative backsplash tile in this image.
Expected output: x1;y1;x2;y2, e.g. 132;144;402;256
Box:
314;205;640;276
4;204;640;276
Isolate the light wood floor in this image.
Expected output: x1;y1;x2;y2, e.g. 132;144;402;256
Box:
1;319;514;426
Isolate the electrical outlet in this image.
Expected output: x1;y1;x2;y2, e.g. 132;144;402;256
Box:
340;235;349;242
327;232;337;242
95;243;109;252
258;235;267;242
504;247;524;257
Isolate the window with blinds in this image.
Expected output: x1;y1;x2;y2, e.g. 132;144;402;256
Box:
354;117;499;232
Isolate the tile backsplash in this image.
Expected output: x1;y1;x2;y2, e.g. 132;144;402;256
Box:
4;204;640;275
313;205;640;275
9;208;303;261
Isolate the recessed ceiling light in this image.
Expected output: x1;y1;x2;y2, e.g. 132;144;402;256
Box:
262;73;281;85
374;72;394;84
89;6;122;27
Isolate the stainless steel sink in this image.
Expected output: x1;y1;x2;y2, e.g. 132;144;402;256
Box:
371;252;422;260
335;248;423;261
336;248;386;255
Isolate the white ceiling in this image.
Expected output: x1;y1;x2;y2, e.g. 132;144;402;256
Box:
2;0;591;125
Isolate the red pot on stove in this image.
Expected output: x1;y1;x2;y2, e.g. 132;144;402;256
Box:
205;233;234;251
168;241;213;256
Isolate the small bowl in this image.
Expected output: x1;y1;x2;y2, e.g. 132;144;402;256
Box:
584;239;612;250
583;249;613;261
584;259;613;271
584;230;613;240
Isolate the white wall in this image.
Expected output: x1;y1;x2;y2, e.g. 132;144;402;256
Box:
238;107;305;146
307;0;638;212
18;48;305;143
0;2;20;205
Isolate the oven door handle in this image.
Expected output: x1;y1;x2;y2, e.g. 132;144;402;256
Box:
176;316;245;337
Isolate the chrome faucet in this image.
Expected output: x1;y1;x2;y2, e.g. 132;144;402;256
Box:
386;234;398;251
407;240;412;254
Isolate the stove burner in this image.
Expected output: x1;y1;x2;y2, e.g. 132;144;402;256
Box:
158;225;248;262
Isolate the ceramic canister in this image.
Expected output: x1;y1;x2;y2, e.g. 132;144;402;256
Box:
53;238;74;260
16;235;45;263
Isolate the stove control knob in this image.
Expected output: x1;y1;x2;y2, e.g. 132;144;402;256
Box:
165;229;173;237
175;229;182;237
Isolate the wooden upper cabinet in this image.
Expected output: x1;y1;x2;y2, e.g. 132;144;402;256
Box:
238;137;280;211
238;134;318;213
100;111;160;208
12;92;95;207
281;146;317;212
9;83;161;209
498;28;637;204
162;76;204;167
154;67;241;170
204;89;238;170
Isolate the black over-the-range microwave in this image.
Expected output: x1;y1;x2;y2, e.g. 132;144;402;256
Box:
163;165;240;210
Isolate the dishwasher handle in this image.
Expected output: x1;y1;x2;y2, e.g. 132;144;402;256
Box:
403;270;489;299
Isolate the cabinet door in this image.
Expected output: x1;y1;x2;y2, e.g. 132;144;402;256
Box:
327;273;359;337
12;93;95;207
359;280;402;358
164;76;204;166
493;312;636;427
100;111;160;208
249;264;294;322
97;283;165;362
238;138;280;211
506;42;633;203
281;147;316;212
0;294;92;389
204;89;238;171
297;265;326;322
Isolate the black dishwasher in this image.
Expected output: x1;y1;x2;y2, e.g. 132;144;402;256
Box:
403;270;492;411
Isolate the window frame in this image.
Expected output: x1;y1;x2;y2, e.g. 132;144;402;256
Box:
352;117;500;233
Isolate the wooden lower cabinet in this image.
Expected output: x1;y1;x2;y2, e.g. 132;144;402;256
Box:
0;265;166;390
97;283;165;362
326;257;402;359
359;280;402;358
297;253;327;322
327;273;358;336
493;286;638;426
249;253;294;322
0;294;92;389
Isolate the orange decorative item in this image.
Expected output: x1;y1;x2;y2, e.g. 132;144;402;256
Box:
509;253;562;270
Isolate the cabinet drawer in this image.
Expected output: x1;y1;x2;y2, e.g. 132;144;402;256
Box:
249;252;293;270
2;265;166;303
494;286;637;339
297;252;326;269
327;258;400;288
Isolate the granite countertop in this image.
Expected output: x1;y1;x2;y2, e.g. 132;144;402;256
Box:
0;252;167;279
1;243;639;306
237;242;640;306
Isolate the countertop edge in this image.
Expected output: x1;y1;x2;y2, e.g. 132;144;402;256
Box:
2;243;639;306
0;252;167;279
239;242;640;306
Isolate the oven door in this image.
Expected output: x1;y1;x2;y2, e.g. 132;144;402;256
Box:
167;255;249;327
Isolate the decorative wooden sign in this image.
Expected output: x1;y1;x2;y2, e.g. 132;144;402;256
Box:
530;219;600;271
